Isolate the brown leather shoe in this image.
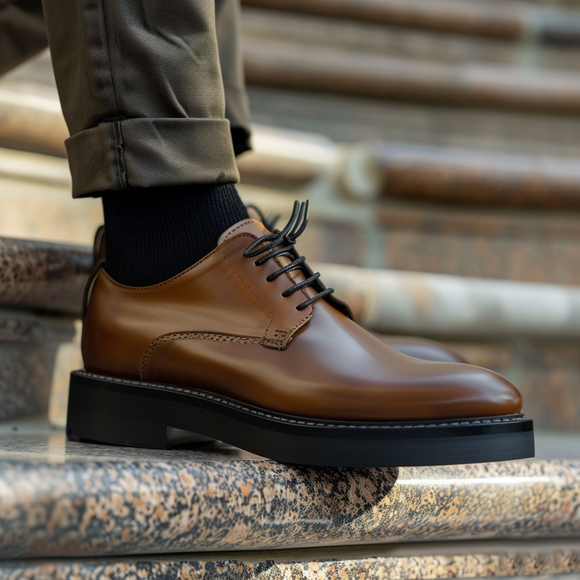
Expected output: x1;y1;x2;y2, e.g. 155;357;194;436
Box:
376;336;467;363
91;224;468;364
69;202;533;466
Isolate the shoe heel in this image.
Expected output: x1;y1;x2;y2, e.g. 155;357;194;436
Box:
66;371;213;449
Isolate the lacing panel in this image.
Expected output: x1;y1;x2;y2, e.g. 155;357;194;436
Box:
243;200;334;312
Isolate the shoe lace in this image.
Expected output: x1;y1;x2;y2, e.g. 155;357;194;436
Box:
243;200;334;311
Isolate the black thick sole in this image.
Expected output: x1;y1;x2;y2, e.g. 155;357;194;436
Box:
67;370;535;467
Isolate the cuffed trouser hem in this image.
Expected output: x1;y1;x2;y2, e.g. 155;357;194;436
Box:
66;117;240;198
223;83;252;156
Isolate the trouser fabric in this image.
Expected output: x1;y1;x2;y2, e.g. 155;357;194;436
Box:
0;0;252;197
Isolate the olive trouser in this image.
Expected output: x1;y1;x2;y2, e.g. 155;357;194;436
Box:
0;0;251;197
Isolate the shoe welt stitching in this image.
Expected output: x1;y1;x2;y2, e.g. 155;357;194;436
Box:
77;371;529;430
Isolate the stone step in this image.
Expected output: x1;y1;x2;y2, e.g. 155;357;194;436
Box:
2;130;580;291
241;0;580;45
11;47;580;165
247;86;580;158
3;538;580;579
0;236;92;314
243;37;580;115
242;8;580;73
240;0;580;156
446;340;580;433
0;145;102;246
0;311;75;423
0;420;578;560
316;263;580;339
343;142;580;209
283;190;580;285
0;88;65;158
9;75;580;214
0;235;88;422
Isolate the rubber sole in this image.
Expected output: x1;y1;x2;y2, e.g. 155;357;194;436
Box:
67;370;535;467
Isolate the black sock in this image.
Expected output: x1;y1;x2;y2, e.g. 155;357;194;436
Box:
101;183;249;286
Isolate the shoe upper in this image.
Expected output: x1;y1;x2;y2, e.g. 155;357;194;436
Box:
82;214;523;422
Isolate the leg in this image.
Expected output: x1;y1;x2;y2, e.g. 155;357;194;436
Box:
0;0;253;159
41;0;249;286
40;0;239;197
0;0;47;76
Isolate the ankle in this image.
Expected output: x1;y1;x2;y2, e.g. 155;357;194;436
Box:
102;183;248;286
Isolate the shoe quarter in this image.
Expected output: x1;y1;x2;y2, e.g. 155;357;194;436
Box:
83;242;277;379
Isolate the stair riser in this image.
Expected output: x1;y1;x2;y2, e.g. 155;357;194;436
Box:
454;341;580;432
2;545;580;580
0;312;76;423
0;345;57;422
297;211;580;286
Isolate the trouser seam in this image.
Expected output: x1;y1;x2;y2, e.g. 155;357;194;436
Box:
112;120;128;189
98;0;127;189
98;0;121;114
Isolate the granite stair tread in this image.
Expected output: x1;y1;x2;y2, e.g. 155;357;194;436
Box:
3;538;580;579
0;420;578;559
0;236;92;315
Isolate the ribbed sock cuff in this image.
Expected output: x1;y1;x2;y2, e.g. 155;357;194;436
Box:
102;183;249;286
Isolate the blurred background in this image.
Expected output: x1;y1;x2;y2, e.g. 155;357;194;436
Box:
2;0;580;438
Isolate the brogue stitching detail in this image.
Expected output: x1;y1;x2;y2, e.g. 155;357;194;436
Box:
262;307;313;348
141;332;262;379
77;371;529;430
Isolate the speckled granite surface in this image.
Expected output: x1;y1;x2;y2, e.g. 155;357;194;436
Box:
0;421;578;559
0;237;92;314
2;539;580;579
0;312;75;422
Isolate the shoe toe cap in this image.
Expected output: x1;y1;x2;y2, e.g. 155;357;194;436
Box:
432;363;523;419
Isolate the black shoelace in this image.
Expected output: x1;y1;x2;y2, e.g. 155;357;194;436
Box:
243;200;334;311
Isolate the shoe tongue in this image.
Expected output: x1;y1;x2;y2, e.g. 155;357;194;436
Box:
217;218;272;246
